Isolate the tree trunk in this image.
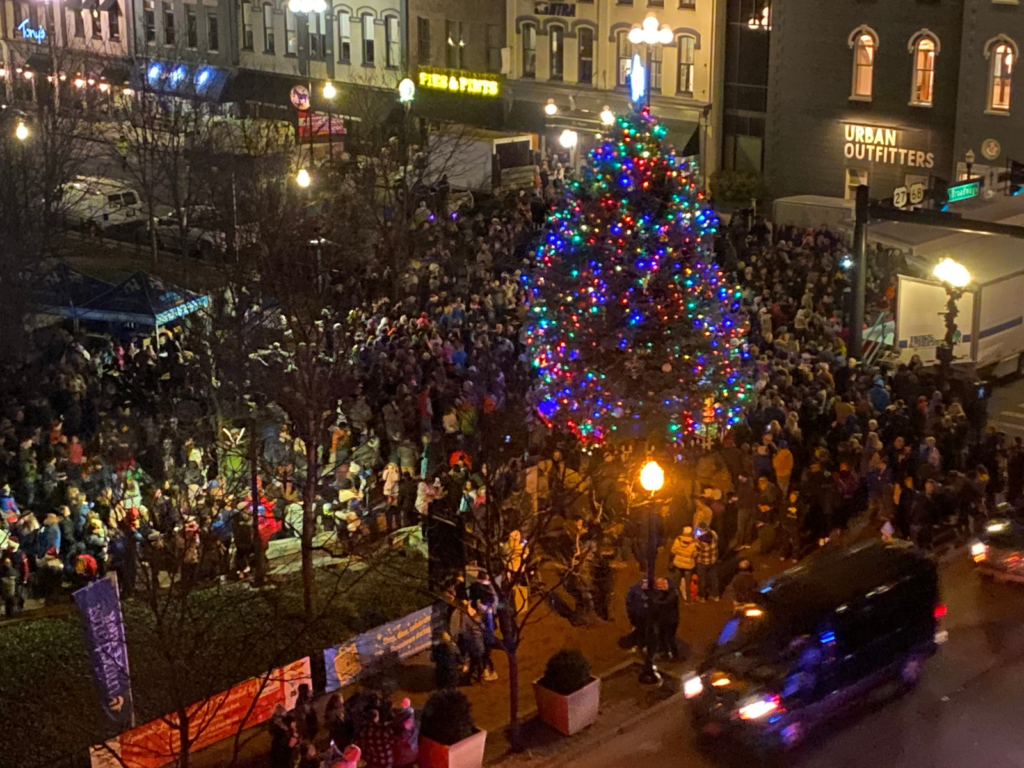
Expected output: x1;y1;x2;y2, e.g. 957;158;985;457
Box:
507;646;521;752
177;710;191;768
301;434;319;621
250;432;266;586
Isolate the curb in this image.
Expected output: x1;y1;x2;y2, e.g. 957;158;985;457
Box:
486;659;683;768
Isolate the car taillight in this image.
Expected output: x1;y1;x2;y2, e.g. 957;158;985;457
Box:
933;604;947;620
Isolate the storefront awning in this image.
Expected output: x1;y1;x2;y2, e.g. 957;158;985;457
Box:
130;60;231;103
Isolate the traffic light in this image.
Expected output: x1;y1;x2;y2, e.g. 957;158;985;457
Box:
1008;160;1024;196
930;177;949;211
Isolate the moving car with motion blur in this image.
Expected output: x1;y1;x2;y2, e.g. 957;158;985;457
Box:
685;540;945;753
971;514;1024;581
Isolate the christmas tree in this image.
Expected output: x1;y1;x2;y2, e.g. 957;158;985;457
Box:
525;106;749;445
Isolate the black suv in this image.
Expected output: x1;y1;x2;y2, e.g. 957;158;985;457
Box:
685;540;944;752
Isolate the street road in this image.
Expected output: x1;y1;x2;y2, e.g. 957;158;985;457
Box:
987;373;1024;442
563;557;1024;768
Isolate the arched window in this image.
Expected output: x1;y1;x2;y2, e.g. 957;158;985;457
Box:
617;29;631;87
911;37;936;106
577;27;593;85
337;9;350;62
285;8;297;54
522;23;536;78
990;42;1014;111
852;32;875;99
677;34;695;94
549;26;564;81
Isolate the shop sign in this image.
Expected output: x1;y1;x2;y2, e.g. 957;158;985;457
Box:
298;111;346;138
417;68;499;97
289;84;310;110
534;1;575;16
843;124;934;169
17;18;46;43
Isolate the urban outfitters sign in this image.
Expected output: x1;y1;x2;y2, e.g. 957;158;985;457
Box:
843;124;934;169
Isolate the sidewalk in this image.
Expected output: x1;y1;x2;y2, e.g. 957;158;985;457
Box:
191;547;788;768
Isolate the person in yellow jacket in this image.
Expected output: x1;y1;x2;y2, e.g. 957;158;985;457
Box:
773;441;795;495
670;526;697;602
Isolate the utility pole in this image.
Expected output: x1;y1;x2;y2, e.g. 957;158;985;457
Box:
850;184;869;360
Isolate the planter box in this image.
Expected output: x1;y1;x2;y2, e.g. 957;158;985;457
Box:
419;729;487;768
533;676;600;736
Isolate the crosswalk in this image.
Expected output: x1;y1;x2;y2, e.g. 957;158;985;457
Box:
990;402;1024;436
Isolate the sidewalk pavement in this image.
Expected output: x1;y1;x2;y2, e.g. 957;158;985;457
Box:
192;545;790;768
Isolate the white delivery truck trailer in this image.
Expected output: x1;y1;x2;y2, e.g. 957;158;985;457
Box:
427;128;537;194
772;195;856;231
891;232;1024;378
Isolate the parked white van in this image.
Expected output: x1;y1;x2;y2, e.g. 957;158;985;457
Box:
61;176;143;232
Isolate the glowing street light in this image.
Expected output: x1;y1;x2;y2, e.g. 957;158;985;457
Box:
599;106;615;126
322;81;336;99
639;460;664;493
295;168;311;188
398;77;416;104
628;15;673;46
544;98;558;116
933;257;970;288
288;0;325;12
14;122;29;141
558;129;578;149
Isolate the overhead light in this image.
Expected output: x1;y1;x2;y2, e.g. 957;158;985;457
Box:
558;128;578;149
933;257;970;288
398;77;415;104
544;98;558;116
14;122;29;141
322;81;336;99
599;106;615;125
295;168;311;188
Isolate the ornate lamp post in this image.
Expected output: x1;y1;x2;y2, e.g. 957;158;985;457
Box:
628;16;673;110
638;459;665;685
933;257;970;391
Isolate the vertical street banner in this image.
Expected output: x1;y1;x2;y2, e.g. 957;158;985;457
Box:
73;574;135;733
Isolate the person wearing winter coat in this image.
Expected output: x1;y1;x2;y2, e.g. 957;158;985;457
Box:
431;631;461;689
670;527;696;601
772;443;795;495
392;699;419;768
37;513;62;559
780;489;806;561
652;577;680;658
358;708;397;768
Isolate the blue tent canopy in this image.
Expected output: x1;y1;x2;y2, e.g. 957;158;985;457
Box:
34;265;209;327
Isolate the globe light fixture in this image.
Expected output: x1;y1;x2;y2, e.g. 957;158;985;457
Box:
933;257;970;288
599;106;615;126
323;81;336;99
14;122;29;141
544;98;558;116
629;15;674;46
398;77;416;104
639;460;664;493
558;129;578;149
295;168;311;188
288;0;326;13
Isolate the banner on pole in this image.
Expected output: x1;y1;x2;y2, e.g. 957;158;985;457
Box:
73;574;135;733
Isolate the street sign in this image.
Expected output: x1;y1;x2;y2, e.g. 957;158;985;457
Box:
947;179;980;203
909;182;925;206
893;186;908;209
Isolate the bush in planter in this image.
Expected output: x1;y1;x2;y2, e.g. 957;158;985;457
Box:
421;689;476;745
539;649;592;695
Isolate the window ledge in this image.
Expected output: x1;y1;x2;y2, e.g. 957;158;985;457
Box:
361;62;376;67
849;94;873;102
263;49;275;55
909;101;933;108
338;58;350;64
984;108;1011;116
677;90;693;97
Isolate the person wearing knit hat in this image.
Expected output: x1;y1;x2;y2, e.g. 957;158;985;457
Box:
392;698;419;768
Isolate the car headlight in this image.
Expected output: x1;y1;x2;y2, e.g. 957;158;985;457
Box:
971;541;987;562
738;695;780;720
683;674;704;699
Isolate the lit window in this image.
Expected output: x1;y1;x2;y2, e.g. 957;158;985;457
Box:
550;26;564;81
617;29;631;87
990;42;1014;111
677;34;695;94
285;9;297;55
522;23;536;78
852;32;875;99
912;37;936;105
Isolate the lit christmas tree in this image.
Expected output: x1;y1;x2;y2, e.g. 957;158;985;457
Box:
525;106;749;445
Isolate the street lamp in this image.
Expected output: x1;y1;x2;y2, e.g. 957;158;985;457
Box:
14;121;29;141
628;15;673;109
295;168;311;188
322;81;336;99
933;257;971;391
965;149;976;180
398;77;416;105
322;81;338;158
599;106;615;126
544;98;558;116
638;459;665;685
